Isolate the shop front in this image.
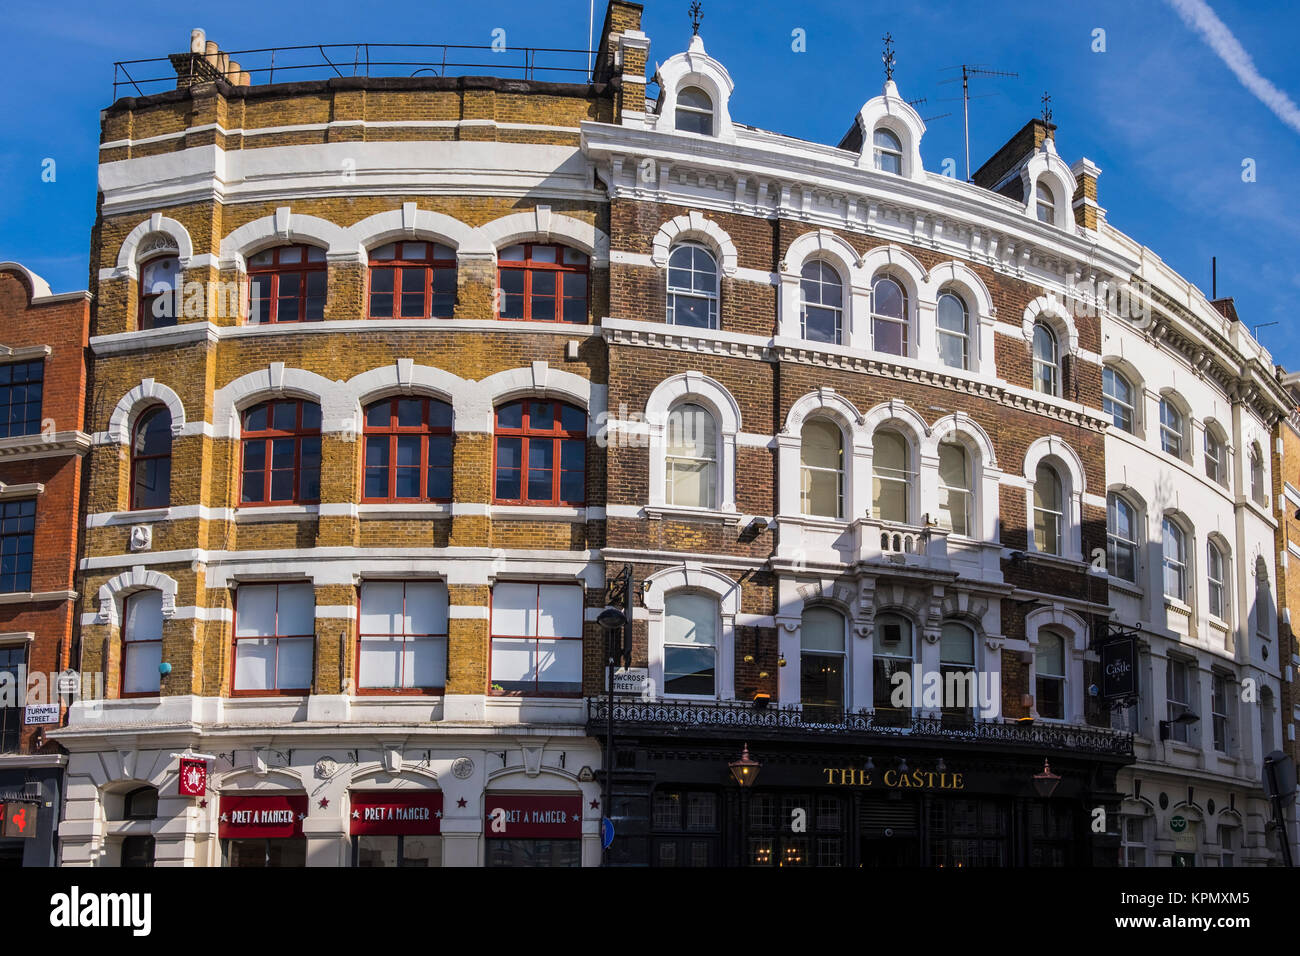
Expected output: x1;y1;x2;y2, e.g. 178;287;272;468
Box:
350;789;442;867
484;793;583;867
220;793;308;867
0;760;63;867
594;701;1134;867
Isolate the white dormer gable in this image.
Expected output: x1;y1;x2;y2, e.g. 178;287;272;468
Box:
855;80;926;181
652;33;736;143
1020;137;1078;230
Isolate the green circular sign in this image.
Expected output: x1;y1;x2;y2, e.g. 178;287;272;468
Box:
1169;814;1187;833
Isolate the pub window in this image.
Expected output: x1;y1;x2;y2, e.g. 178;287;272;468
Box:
489;582;583;696
937;441;971;536
139;255;181;329
367;242;456;320
357;580;448;694
663;590;719;698
800;260;843;344
928;798;1009;867
1120;815;1150;867
664;403;718;508
248;244;327;323
1166;656;1193;744
872;612;913;727
121;836;156;868
1034;628;1066;721
498;243;588;323
121;589;163;697
747;792;846;867
240;400;322;505
362;396;453;502
131;405;172;510
800;419;844;519
0;645;25;753
493;400;586;506
800;606;845;719
939;621;976;724
0;359;43;438
0;498;36;593
651;789;720;867
232;582;315;695
1028;801;1074;866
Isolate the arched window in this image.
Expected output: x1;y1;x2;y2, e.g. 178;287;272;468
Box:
800;261;843;344
121;589;163;697
1162;517;1188;602
1204;427;1228;486
1032;323;1059;396
800;419;843;519
936;291;969;370
1207;539;1228;620
1035;629;1066;720
139;255;181;330
494;399;586;506
240;400;322;505
1035;181;1056;223
367;242;455;319
131;406;172;510
1103;367;1135;433
1160;399;1184;458
666;243;718;328
872;429;914;525
801;606;845;718
1250;444;1265;505
362;397;453;502
249;244;327;323
1107;493;1138;583
937;441;971;535
870;276;908;356
498;243;589;323
1033;464;1064;555
873;128;903;174
939;622;976;723
123;786;159;820
664;591;719;697
872;612;913;726
664;403;717;508
674;86;714;135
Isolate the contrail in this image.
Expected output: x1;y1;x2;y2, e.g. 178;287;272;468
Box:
1166;0;1300;135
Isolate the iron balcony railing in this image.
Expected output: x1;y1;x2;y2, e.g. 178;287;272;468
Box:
588;698;1135;758
112;42;597;99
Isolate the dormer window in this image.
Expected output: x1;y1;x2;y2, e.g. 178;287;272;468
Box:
873;128;903;175
675;86;714;135
1035;182;1056;223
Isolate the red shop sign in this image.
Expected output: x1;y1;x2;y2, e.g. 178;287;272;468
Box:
178;758;208;797
484;794;582;839
350;791;443;836
218;794;307;839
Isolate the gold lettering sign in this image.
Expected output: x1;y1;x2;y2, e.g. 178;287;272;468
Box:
822;767;965;791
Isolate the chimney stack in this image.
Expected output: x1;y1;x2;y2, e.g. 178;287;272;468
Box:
171;31;250;89
1070;158;1103;230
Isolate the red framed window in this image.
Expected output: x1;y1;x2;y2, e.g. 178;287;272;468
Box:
240;400;322;505
362;397;453;502
489;582;584;696
121;590;163;698
493;400;586;506
497;243;589;323
139;255;181;329
131;406;172;510
368;242;456;319
247;244;326;324
357;580;449;695
232;582;315;695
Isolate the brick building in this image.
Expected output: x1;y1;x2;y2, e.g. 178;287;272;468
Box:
0;262;91;867
50;0;1288;867
1271;375;1300;859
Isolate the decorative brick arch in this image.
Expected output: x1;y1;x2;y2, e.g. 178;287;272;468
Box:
218;207;354;268
349;204;485;260
476;210;608;263
104;378;186;445
212;364;347;437
644;371;742;512
96;567;178;626
477;363;603;434
115;214;195;278
346;361;471;430
651;211;738;277
1022;295;1080;355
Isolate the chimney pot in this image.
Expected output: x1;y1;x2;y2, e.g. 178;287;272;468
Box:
190;29;206;54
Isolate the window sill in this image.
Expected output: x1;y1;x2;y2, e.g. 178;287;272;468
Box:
489;505;590;522
644;505;742;527
358;503;452;520
0;590;77;605
234;505;320;523
1108;576;1143;598
1024;550;1087;571
1166;740;1200;757
1164;599;1193;618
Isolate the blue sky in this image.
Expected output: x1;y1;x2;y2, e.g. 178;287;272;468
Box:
1;0;1297;366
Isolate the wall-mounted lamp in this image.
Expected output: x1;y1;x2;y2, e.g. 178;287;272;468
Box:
1032;759;1061;798
159;662;172;676
728;743;761;787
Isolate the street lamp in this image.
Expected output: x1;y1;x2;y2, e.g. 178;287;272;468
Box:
1032;759;1061;798
729;743;761;787
596;603;628;866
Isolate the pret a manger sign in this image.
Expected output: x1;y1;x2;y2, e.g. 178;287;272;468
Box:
485;794;582;838
218;794;307;839
350;791;442;836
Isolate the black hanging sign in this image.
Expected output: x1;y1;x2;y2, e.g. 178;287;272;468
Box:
1100;637;1138;700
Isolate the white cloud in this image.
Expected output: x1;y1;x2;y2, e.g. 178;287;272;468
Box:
1166;0;1300;136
